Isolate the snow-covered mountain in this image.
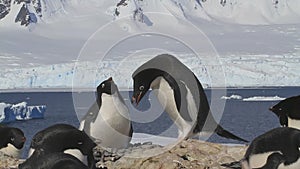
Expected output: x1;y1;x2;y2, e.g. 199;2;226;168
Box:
2;0;300;26
0;0;300;89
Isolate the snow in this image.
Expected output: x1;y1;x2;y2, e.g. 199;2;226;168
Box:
0;101;46;123
0;0;299;89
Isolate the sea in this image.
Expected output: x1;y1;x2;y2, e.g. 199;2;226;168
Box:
1;87;300;158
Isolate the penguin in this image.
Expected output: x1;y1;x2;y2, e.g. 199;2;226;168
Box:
131;54;247;142
79;77;133;149
19;151;89;169
223;152;285;169
26;123;96;168
256;153;285;169
269;95;300;129
0;125;26;158
223;127;300;169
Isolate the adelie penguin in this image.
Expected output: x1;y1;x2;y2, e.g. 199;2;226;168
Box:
269;95;300;129
0;125;26;158
222;127;300;169
79;77;133;149
20;152;89;169
131;54;247;142
23;124;96;169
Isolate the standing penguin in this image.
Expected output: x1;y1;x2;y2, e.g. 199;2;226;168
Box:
131;54;247;142
0;125;26;158
269;95;300;129
79;77;133;149
223;127;300;169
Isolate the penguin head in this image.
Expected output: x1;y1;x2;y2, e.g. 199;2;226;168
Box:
8;127;26;149
97;77;118;96
30;126;96;155
269;96;300;126
131;69;163;105
73;131;97;155
57;130;96;155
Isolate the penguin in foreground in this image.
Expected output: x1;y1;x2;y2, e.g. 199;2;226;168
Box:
0;125;26;158
79;77;133;149
22;124;96;169
222;127;300;169
269;95;300;129
131;54;247;142
19;152;89;169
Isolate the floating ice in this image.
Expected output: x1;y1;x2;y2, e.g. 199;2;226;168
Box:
221;95;242;100
242;96;285;101
0;102;46;123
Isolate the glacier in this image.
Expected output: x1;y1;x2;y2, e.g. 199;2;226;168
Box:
0;0;299;90
0;102;46;123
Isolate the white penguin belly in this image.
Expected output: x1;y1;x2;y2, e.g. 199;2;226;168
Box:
248;152;278;168
151;77;194;138
27;148;35;158
288;117;300;130
64;149;86;163
90;94;131;149
0;143;23;158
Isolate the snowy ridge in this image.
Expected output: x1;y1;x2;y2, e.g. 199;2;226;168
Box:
1;0;300;27
0;0;299;89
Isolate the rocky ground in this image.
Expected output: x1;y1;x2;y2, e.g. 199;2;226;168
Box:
94;139;247;169
0;152;22;169
0;139;247;169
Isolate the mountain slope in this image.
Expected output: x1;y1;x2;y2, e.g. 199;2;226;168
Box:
0;0;299;89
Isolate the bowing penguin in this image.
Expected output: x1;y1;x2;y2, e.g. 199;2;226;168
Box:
131;54;247;142
223;127;300;169
0;125;25;158
24;124;96;169
79;77;133;149
269;95;300;129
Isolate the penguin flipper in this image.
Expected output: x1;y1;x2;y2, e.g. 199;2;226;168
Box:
216;126;248;143
221;161;241;169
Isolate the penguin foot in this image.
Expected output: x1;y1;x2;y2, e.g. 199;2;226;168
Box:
221;161;241;169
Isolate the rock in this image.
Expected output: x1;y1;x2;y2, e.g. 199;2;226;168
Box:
93;139;247;169
0;151;23;169
1;139;247;169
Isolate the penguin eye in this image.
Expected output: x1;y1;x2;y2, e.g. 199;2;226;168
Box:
101;84;105;88
279;108;282;111
11;137;15;142
139;86;144;91
78;141;83;145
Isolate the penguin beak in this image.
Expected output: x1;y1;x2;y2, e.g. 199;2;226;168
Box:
131;92;142;106
269;107;274;111
22;137;26;142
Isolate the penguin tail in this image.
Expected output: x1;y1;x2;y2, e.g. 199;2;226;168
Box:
221;161;241;169
215;126;248;143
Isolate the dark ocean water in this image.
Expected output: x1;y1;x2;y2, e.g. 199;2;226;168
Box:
1;87;300;158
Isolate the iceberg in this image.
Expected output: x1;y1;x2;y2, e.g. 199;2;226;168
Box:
0;102;46;123
242;96;285;101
